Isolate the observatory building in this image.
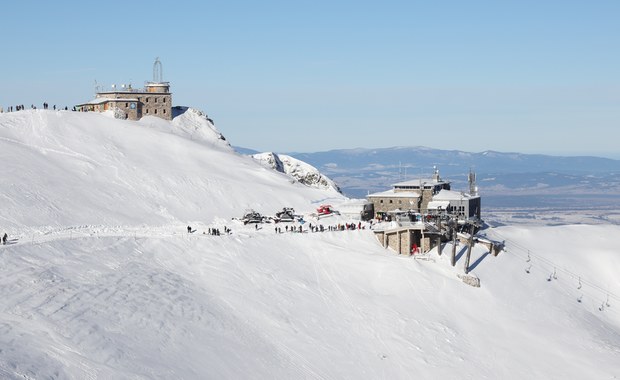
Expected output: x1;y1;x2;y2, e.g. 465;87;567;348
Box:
76;58;172;121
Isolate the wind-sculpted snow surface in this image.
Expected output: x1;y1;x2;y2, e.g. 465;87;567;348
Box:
0;110;619;379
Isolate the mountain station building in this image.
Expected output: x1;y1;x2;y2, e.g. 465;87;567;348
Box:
367;168;481;220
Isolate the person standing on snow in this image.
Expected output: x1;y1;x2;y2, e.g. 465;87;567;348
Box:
411;243;419;254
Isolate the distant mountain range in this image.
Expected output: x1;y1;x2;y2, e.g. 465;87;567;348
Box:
236;146;620;209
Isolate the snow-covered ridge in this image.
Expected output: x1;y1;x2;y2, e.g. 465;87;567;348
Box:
142;106;231;150
252;152;342;193
0;108;343;231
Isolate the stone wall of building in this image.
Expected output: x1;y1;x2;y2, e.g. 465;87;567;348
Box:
421;236;431;253
91;91;172;121
385;230;413;255
138;93;172;120
370;196;419;214
400;231;412;255
375;228;441;255
420;189;434;212
106;100;138;120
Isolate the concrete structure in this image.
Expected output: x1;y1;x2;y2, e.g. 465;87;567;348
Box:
76;59;172;121
373;223;442;255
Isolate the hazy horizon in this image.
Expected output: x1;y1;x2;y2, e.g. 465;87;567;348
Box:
2;0;618;157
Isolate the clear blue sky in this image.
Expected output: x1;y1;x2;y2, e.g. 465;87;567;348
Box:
2;0;619;158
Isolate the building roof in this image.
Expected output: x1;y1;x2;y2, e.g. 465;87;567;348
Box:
433;189;479;201
97;91;171;95
367;189;420;198
427;200;451;210
392;178;450;187
75;98;107;106
75;97;139;106
105;98;139;102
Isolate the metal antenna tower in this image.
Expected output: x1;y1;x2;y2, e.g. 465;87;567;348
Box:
468;169;477;196
153;57;163;83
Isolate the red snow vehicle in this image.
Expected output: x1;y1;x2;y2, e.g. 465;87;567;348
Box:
317;205;338;217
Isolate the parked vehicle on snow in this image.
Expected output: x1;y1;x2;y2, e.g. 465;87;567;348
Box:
273;207;296;223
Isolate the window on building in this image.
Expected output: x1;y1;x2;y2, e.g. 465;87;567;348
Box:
146;109;149;114
163;109;166;114
154;109;157;114
146;98;149;103
125;103;128;107
389;200;393;204
380;200;383;204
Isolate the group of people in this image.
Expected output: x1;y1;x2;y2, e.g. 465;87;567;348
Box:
275;221;368;234
275;225;304;233
205;227;231;236
3;105;26;112
42;103;60;110
187;220;369;237
1;103;71;113
186;226;233;236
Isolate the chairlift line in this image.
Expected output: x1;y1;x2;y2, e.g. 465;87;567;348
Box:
485;228;620;304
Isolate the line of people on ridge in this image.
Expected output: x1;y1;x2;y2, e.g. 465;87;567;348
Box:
1;104;72;113
276;221;368;234
185;221;370;237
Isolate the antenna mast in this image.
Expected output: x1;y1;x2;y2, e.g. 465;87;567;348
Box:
468;169;477;196
153;57;163;83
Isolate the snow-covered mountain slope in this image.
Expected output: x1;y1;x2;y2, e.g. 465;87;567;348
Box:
252;152;341;193
1;223;619;379
0;109;619;379
0;109;343;232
